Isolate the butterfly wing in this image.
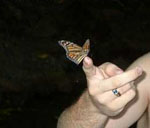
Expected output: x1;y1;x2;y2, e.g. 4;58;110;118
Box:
82;39;90;54
58;40;82;53
70;52;88;65
67;52;82;64
70;39;90;64
58;40;90;65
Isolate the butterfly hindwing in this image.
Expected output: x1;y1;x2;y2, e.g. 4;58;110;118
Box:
75;52;88;65
67;51;86;65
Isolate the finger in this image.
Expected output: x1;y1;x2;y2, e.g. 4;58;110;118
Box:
107;88;136;111
82;57;96;78
98;83;132;104
101;67;143;92
99;62;124;77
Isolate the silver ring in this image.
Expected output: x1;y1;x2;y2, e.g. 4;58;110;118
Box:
112;89;121;97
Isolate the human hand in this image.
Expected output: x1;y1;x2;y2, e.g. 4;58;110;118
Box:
82;57;143;116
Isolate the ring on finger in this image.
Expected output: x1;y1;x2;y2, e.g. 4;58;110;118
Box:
112;89;121;97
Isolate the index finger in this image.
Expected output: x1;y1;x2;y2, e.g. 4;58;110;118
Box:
101;67;143;92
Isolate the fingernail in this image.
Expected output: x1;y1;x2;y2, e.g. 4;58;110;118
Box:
116;69;124;74
84;57;90;65
136;67;143;75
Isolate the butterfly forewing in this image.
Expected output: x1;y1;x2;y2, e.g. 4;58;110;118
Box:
58;40;82;53
58;40;72;52
66;43;82;52
82;39;90;53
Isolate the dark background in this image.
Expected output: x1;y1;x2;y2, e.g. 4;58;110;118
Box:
0;0;149;128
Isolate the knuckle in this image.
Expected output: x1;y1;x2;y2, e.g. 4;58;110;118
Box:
99;62;112;69
130;89;136;98
120;84;131;92
112;78;121;88
88;87;97;96
88;89;95;96
103;62;112;66
102;62;112;66
98;97;107;105
132;69;138;77
106;103;118;112
130;68;139;78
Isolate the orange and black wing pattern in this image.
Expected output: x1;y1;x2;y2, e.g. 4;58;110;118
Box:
58;39;90;65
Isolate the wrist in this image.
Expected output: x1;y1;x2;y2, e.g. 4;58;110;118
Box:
81;90;108;116
66;90;108;128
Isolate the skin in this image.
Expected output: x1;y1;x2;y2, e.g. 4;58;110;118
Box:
57;52;150;128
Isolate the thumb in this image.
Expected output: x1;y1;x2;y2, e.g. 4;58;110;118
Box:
82;57;96;77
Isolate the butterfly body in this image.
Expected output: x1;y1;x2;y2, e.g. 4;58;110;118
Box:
58;39;90;65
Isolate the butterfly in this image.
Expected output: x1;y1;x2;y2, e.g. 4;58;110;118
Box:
58;39;90;65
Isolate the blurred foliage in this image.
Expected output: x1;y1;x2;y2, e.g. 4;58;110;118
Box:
0;0;150;127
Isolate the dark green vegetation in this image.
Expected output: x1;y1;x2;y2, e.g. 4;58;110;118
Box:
0;0;149;127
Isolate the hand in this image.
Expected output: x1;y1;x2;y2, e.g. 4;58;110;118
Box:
82;57;143;116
